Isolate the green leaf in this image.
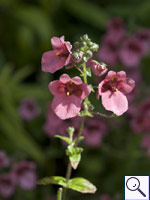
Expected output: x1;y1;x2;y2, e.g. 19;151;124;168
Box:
55;135;72;145
86;68;92;77
66;127;75;140
66;146;83;169
37;176;67;187
68;178;97;193
69;153;81;170
89;84;95;92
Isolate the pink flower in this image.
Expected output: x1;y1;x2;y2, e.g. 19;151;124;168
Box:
0;173;16;198
0;151;10;168
119;38;145;67
84;117;107;147
89;60;108;76
136;29;150;53
130;98;150;133
107;17;126;45
49;74;91;120
97;71;135;116
12;161;36;190
42;36;72;73
19;98;40;120
98;35;119;66
43;104;64;137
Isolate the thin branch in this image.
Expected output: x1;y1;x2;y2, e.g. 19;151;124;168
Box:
92;111;116;118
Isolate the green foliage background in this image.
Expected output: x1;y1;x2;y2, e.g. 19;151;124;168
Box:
0;0;150;199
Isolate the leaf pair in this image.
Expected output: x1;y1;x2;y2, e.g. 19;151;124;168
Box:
37;176;97;194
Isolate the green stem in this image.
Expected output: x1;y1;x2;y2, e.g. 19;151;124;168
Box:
92;112;116;118
74;116;85;147
82;62;87;83
62;62;87;200
57;188;63;200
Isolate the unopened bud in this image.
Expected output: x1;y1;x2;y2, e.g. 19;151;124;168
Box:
81;41;87;46
83;34;89;40
91;44;99;51
86;50;93;58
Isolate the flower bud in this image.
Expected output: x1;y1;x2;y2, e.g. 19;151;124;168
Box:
72;51;83;63
81;41;87;46
83;34;89;40
86;50;93;58
91;44;99;51
89;60;108;76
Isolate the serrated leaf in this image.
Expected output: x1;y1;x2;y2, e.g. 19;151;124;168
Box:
37;176;67;187
55;135;72;145
68;178;97;193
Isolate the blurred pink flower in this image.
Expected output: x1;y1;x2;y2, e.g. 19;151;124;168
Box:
19;98;40;120
12;161;36;190
0;173;16;198
98;35;119;66
84;117;107;147
107;17;126;45
89;60;108;76
97;71;135;116
136;29;150;53
43;105;64;137
119;38;145;67
130;98;150;133
42;36;72;73
0;151;10;169
49;74;91;120
100;194;112;200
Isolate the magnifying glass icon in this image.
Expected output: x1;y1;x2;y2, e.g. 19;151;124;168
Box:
126;177;146;197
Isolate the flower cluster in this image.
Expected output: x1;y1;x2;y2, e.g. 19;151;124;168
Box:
98;18;150;68
0;150;36;198
41;35;135;119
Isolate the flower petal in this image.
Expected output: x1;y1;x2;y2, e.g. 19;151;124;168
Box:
97;80;105;97
51;96;81;120
51;37;63;49
101;91;128;116
72;76;82;85
80;83;91;99
105;70;117;80
42;50;66;73
60;74;71;83
48;80;61;95
118;78;135;94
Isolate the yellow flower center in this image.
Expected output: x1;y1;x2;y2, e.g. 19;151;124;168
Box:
111;77;115;81
56;52;60;56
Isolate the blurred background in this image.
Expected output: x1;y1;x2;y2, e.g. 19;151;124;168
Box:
0;0;150;199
